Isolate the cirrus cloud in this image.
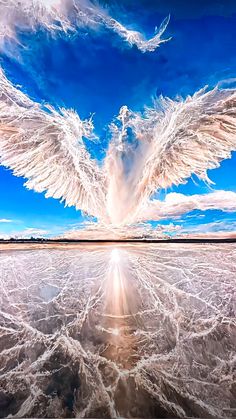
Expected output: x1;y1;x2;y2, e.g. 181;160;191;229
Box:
0;0;170;53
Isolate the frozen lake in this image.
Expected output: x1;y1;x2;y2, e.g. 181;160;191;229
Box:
0;243;235;418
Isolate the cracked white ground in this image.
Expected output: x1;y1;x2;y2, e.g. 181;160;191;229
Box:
0;243;235;418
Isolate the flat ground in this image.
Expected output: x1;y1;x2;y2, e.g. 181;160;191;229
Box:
0;243;235;418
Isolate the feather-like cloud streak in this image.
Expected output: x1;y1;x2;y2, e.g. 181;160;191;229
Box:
55;220;181;240
103;14;171;52
0;0;170;53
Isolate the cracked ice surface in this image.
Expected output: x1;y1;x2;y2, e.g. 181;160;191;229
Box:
0;243;235;418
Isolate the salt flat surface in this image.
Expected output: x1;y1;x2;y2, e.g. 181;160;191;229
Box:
0;243;235;418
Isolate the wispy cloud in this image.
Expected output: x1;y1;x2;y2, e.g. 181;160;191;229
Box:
179;219;236;238
20;227;50;236
0;0;170;53
104;14;171;52
0;218;13;223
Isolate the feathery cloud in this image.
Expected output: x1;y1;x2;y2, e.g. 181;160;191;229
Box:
1;68;236;227
0;0;170;53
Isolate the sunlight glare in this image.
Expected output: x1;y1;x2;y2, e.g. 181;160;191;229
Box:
111;248;120;264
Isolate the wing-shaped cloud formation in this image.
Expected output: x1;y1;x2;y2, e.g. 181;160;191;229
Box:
1;69;236;228
105;88;236;224
0;68;106;219
137;190;236;222
0;0;170;53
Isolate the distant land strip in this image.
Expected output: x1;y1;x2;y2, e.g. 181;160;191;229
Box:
0;238;236;244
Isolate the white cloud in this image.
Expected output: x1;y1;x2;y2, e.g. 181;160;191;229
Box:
105;14;171;52
179;220;236;238
0;218;13;223
15;228;50;238
0;227;50;239
55;220;181;240
139;190;236;222
0;0;170;53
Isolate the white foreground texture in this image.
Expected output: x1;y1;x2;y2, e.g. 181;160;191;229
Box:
0;243;235;418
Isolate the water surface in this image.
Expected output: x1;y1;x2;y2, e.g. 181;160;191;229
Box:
0;243;235;418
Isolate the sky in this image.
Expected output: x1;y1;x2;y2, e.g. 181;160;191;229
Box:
0;0;236;238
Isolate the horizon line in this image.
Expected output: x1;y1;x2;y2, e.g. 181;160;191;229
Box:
0;238;236;244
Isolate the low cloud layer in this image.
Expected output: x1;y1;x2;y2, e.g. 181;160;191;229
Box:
179;219;236;239
0;227;49;239
53;220;181;240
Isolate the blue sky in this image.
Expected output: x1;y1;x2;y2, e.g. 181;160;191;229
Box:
0;0;236;237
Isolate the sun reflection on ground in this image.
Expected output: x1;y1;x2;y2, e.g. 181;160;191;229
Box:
0;243;235;418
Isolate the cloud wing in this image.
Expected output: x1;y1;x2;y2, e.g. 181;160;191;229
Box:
104;86;236;225
135;86;236;194
0;69;105;219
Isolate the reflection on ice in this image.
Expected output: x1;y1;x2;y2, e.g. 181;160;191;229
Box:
0;243;235;418
110;248;120;263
